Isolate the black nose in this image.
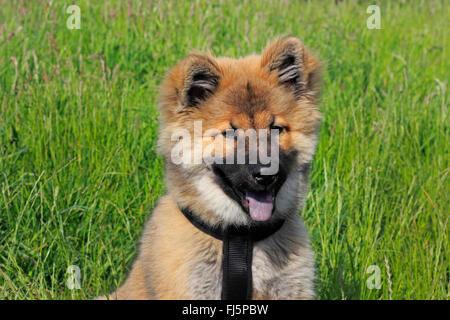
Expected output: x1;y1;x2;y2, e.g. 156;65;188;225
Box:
252;169;277;187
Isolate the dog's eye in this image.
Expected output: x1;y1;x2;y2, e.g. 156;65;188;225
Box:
220;122;239;138
270;124;287;134
221;129;239;139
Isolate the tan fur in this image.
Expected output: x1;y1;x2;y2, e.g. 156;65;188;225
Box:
101;37;321;299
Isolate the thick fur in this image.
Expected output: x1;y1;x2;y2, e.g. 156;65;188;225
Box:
100;37;321;299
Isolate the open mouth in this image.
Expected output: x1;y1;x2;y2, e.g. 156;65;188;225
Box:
242;191;275;222
213;167;278;222
211;163;286;223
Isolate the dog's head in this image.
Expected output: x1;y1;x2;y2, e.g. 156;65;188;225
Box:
158;37;321;227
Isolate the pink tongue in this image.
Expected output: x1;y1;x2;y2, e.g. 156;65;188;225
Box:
246;192;273;221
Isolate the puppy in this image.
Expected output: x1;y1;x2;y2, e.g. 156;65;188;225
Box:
102;37;321;299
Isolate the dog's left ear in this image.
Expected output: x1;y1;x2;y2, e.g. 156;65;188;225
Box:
261;37;320;99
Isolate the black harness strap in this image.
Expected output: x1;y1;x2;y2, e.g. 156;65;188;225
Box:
221;233;253;299
179;207;284;300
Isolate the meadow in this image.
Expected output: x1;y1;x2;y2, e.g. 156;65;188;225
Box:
0;0;448;299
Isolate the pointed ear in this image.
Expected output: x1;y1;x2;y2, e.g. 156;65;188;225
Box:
160;53;221;112
177;54;221;108
261;37;320;99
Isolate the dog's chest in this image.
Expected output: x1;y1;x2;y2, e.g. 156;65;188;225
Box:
188;242;313;299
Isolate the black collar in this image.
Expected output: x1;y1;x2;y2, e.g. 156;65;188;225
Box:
180;207;285;241
179;206;285;300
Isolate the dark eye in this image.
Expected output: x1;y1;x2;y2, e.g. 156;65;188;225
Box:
270;124;287;133
221;129;238;138
221;122;239;138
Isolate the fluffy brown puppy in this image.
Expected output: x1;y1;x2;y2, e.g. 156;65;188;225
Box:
102;37;321;300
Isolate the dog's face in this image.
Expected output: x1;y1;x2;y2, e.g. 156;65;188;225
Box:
158;37;321;226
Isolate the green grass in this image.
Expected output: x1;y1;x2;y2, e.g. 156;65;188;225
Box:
0;0;448;300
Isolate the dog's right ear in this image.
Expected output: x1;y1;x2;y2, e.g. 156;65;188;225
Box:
182;54;221;108
161;54;221;111
261;37;320;100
